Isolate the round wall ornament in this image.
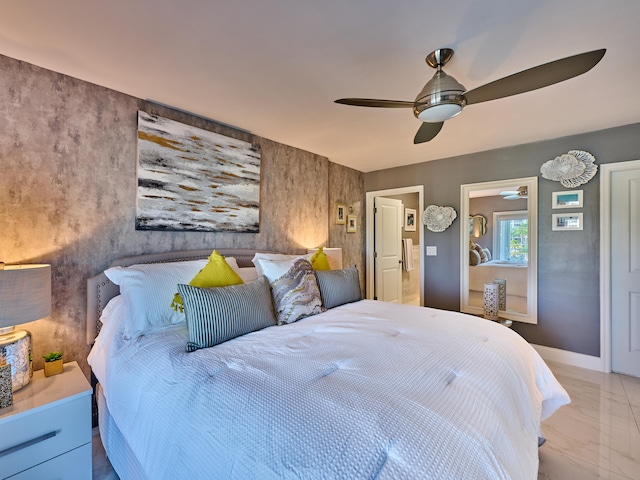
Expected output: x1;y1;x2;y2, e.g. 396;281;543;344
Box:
422;205;457;232
540;150;597;188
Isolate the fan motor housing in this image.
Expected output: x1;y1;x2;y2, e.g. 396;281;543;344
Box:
413;70;467;123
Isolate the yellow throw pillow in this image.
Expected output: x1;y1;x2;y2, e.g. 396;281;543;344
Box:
310;247;331;270
171;250;244;312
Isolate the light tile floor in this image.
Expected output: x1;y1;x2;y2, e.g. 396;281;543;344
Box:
538;361;640;480
91;361;640;479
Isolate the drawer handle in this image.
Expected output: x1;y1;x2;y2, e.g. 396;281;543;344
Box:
0;430;58;458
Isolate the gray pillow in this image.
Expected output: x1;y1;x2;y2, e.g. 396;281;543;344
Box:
178;276;276;352
315;265;362;309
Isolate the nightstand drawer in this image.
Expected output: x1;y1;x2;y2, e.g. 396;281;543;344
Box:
7;442;91;480
0;395;91;478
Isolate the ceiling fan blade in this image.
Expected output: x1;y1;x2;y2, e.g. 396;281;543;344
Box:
334;98;414;108
464;49;606;105
414;122;444;144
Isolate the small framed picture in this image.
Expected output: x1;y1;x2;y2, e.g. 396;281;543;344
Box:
404;208;416;231
346;214;357;233
552;213;583;231
552;190;583;209
335;203;346;225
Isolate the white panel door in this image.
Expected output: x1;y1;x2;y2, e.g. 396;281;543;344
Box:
612;168;640;377
374;197;403;303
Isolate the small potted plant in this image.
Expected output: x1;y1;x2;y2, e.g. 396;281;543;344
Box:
43;351;64;377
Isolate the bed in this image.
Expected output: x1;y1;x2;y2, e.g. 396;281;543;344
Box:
87;248;569;480
468;261;528;313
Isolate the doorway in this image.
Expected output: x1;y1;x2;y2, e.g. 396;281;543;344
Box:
365;186;424;305
601;159;640;377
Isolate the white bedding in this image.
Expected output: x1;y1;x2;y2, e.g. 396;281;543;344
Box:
89;299;569;480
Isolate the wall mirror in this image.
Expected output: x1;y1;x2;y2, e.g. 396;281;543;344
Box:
460;177;538;324
469;215;487;237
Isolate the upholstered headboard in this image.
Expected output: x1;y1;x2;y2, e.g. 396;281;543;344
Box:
85;249;277;344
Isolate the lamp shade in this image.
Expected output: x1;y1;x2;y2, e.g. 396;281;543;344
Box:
0;264;51;329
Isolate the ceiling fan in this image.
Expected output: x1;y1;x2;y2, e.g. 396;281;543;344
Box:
335;48;605;144
500;186;528;200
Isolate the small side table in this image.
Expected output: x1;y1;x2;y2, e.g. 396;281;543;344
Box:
0;361;92;479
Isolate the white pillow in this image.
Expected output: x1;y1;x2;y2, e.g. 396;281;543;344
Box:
223;257;259;283
104;259;207;339
236;267;259;283
225;257;240;271
254;257;302;283
88;295;128;384
252;253;312;277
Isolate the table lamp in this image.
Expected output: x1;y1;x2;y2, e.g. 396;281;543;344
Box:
0;263;51;391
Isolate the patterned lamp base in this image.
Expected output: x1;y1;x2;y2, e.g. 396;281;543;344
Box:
483;283;499;321
493;278;507;311
0;329;33;392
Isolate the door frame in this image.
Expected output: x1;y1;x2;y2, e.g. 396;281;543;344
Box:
365;186;424;304
600;158;640;373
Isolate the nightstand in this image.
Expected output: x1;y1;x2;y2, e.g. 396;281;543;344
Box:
0;361;92;479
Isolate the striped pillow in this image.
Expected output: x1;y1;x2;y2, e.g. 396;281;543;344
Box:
315;266;361;309
178;277;276;352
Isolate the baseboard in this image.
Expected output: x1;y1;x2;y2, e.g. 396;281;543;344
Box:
532;344;606;372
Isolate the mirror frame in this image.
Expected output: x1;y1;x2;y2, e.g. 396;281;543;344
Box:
460;176;538;324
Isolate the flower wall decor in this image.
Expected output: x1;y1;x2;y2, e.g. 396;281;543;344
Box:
540;150;597;188
422;205;457;232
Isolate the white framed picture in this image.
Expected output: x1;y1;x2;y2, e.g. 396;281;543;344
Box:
346;214;357;233
552;213;583;231
404;208;416;231
335;203;347;225
552;190;583;209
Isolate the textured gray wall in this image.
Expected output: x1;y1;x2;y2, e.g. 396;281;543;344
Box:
328;162;365;292
0;54;364;376
365;123;640;357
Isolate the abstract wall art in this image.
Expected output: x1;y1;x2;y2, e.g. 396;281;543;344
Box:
136;111;261;232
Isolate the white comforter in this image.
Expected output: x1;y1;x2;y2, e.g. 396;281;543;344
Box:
89;300;569;480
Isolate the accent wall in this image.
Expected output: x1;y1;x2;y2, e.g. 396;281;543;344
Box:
0;54;365;377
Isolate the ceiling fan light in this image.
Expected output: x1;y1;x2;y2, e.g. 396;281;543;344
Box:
413;70;466;123
417;103;463;122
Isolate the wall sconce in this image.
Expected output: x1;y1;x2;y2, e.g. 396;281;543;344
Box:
0;263;51;391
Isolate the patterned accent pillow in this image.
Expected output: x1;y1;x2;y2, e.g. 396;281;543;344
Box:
315;265;361;309
268;258;325;325
178;277;276;352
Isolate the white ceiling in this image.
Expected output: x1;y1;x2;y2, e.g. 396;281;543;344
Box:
1;1;638;172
